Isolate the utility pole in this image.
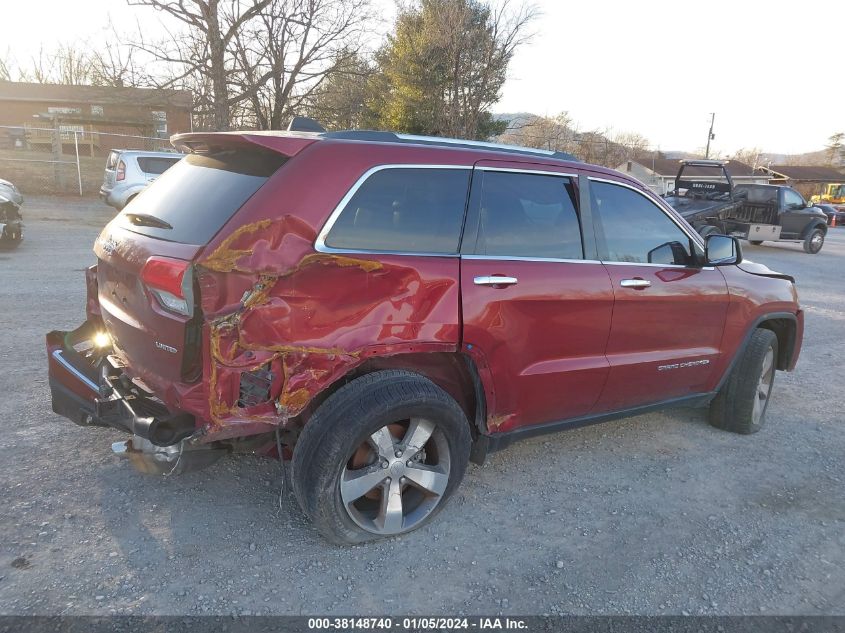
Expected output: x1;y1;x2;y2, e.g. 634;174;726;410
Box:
705;113;716;159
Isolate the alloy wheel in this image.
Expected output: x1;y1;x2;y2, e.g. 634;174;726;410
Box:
340;418;450;535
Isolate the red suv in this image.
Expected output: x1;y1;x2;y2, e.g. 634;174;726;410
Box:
47;126;803;543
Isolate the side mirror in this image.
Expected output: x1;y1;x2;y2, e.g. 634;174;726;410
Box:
705;234;742;266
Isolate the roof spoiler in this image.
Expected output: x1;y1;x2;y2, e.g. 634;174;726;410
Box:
170;131;318;157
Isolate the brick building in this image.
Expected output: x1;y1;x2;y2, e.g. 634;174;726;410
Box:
0;81;192;155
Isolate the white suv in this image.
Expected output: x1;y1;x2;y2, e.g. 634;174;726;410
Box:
99;150;184;210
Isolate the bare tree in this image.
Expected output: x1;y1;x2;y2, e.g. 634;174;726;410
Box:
89;24;148;88
229;0;373;129
0;49;14;81
611;131;650;162
129;0;373;130
498;112;575;152
17;44;94;84
826;132;844;167
129;0;273;130
731;147;764;169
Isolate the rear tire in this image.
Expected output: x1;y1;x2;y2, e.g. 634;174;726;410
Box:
709;329;778;434
748;240;764;246
698;225;720;238
292;370;471;544
803;228;824;254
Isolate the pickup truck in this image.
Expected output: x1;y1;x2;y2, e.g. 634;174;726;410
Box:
664;160;829;253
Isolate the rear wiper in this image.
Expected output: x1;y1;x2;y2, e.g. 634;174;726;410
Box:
124;212;173;230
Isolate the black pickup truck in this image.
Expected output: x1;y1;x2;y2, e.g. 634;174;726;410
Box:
663;160;829;254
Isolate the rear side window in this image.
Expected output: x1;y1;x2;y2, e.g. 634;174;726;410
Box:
591;181;694;265
117;148;286;244
137;156;182;175
324;167;470;254
470;171;583;259
735;185;777;204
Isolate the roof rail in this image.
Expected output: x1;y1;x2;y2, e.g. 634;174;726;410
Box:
323;130;578;162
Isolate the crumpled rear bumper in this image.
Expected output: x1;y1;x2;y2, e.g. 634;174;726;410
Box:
47;320;197;444
47;320;227;473
46;321;104;427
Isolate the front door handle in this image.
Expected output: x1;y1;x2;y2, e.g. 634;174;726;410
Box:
474;275;518;287
619;278;651;289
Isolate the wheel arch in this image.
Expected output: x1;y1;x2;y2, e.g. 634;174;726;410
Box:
291;351;486;441
757;316;797;371
801;218;828;239
717;313;798;392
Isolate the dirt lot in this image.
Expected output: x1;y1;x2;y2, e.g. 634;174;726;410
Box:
1;197;843;616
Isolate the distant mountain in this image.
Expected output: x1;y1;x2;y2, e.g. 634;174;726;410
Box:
492;112;840;167
758;149;833;167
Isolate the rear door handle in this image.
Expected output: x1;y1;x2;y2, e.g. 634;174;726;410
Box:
474;275;518;287
619;278;651;289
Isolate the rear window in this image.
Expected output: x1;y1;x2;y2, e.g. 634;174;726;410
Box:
117;148;286;244
735;185;778;204
324;167;470;254
137;156;182;175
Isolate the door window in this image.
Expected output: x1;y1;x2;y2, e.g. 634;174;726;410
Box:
469;171;583;259
591;180;696;266
783;188;805;210
324;167;470;254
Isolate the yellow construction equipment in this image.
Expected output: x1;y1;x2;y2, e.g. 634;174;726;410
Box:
810;183;845;205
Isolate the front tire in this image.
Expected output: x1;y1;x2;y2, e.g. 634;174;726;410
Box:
709;329;778;434
748;240;764;246
803;228;824;254
292;370;471;544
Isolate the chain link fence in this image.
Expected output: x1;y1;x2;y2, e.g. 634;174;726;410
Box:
0;125;177;196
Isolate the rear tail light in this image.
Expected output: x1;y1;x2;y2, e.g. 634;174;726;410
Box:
141;256;193;316
116;160;126;181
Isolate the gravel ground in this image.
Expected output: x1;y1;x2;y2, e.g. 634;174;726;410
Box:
1;196;843;616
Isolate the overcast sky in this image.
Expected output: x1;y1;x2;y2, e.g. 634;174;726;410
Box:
4;0;843;155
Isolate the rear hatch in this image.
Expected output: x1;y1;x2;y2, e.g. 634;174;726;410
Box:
94;147;288;386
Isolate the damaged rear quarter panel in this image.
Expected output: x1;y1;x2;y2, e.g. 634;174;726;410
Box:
193;142;466;440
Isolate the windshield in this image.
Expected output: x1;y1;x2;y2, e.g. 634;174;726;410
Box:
116;148;287;244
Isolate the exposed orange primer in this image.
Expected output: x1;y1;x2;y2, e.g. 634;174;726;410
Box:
293;253;383;274
206;315;360;427
201;249;392;430
201;219;273;273
240;341;358;356
242;275;278;309
279;387;311;411
487;414;510;430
